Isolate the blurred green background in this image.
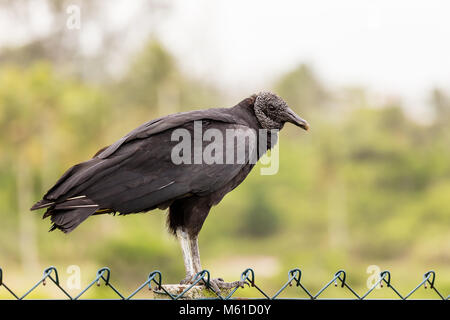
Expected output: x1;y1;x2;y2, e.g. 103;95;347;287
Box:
0;1;449;299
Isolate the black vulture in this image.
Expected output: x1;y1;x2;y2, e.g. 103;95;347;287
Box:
31;92;309;291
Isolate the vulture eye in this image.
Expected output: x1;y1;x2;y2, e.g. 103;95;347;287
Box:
269;105;276;111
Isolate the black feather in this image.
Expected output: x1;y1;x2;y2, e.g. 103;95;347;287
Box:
31;95;269;235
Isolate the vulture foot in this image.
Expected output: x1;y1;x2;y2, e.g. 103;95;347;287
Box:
180;274;196;285
179;276;247;294
207;278;247;294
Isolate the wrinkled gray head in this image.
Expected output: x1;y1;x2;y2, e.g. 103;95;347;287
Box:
254;91;309;130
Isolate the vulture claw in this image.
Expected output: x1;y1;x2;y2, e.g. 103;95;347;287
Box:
179;274;196;285
206;278;248;293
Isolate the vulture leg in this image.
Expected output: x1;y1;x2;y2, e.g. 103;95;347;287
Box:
177;228;196;284
177;228;246;293
190;235;202;274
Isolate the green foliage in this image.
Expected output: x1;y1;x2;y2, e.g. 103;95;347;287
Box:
238;184;280;237
274;64;328;117
0;39;449;299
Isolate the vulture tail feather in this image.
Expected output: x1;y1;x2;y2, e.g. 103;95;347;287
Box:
30;199;54;211
42;196;100;233
47;206;99;233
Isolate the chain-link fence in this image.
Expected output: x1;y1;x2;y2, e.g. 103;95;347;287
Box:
0;266;448;300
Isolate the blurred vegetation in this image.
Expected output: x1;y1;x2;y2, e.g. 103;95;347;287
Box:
0;2;449;299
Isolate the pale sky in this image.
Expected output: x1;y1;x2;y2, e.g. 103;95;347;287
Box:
158;0;450;111
1;0;450;113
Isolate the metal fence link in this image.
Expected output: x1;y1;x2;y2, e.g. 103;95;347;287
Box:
0;266;448;300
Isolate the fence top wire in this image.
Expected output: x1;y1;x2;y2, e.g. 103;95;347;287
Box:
0;266;448;300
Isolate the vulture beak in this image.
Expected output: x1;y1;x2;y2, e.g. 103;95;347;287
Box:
285;107;309;131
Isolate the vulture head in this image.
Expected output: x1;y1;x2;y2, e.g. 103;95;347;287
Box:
254;91;309;131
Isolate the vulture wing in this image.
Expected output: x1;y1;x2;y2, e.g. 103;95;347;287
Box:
31;104;257;233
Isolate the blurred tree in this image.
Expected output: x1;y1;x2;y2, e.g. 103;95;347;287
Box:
431;88;450;131
239;185;280;237
0;63;110;272
274;64;328;117
112;38;220;118
0;0;171;81
115;40;178;112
